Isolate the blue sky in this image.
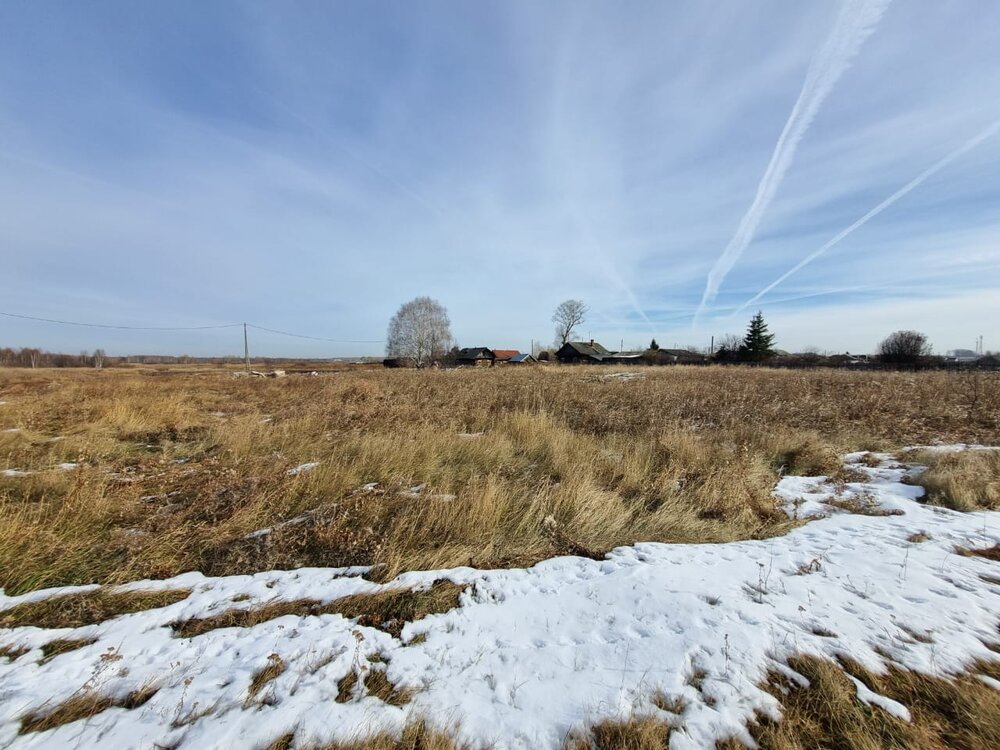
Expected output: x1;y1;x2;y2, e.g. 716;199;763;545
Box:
2;0;999;357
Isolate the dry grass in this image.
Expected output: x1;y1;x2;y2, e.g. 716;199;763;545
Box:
311;721;473;749
171;580;464;638
0;366;997;593
40;637;97;661
565;716;672;749
19;683;158;734
0;643;30;661
0;588;190;629
907;449;1000;511
247;653;286;704
957;544;1000;562
717;655;1000;750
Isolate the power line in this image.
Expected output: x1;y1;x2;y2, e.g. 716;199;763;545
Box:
246;324;383;344
0;310;384;344
0;311;242;331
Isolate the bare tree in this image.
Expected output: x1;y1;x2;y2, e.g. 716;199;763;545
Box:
386;297;452;367
552;300;587;347
878;330;931;365
92;349;106;369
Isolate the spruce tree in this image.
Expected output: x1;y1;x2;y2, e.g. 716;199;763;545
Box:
649;338;659;350
739;311;776;362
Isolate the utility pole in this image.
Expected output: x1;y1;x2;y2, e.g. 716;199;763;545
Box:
710;335;714;354
243;323;250;373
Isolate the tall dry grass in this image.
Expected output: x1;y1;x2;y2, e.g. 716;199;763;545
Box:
0;366;996;593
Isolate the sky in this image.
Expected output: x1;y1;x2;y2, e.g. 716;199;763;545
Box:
2;0;999;357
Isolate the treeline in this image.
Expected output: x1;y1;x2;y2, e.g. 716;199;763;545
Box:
0;347;110;368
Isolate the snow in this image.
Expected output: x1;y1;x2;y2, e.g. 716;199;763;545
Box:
0;449;998;749
847;674;912;722
1;469;32;477
286;462;319;476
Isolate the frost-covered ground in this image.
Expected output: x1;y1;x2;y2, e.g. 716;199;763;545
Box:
1;448;998;749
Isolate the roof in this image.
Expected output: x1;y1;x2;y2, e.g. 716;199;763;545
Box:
456;347;494;360
492;349;520;361
559;341;612;359
508;353;535;363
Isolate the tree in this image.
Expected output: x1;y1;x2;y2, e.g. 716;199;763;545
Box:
878;330;931;365
386;297;452;367
713;333;743;362
649;338;660;351
739;311;776;362
92;349;106;369
552;300;587;347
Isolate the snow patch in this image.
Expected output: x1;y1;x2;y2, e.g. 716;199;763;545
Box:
286;462;320;476
847;674;912;722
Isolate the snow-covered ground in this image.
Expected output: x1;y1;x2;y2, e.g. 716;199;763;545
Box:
1;448;998;749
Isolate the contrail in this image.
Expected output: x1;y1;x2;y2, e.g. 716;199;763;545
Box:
733;117;1000;317
695;0;891;321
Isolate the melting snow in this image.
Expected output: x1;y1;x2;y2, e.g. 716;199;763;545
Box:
0;449;998;749
286;462;319;476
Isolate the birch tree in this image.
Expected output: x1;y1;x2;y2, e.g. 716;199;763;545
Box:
386;297;452;367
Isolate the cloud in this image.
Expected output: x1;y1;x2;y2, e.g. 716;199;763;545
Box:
695;0;892;319
732;117;1000;317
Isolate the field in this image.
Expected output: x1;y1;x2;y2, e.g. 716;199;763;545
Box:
1;365;999;749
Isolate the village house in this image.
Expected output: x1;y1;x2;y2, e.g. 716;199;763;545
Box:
455;347;495;366
555;340;613;364
492;349;520;364
507;353;537;365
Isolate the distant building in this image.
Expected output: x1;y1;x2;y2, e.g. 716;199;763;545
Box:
456;347;496;366
650;349;707;364
555;340;613;364
492;349;520;364
507;353;537;365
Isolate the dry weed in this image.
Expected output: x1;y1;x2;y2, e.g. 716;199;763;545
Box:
1;366;997;593
0;588;190;629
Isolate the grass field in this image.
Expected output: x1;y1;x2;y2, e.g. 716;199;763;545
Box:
1;365;998;748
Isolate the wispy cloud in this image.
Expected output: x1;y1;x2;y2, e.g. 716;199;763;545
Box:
733;117;1000;317
695;0;892;320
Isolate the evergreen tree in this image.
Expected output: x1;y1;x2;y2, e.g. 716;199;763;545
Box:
649;338;659;350
739;311;776;362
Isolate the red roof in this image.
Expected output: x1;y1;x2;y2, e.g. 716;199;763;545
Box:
492;349;520;361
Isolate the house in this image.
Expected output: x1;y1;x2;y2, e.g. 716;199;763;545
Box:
605;351;645;365
456;347;495;367
507;353;537;365
555;340;613;364
492;349;521;364
655;348;708;364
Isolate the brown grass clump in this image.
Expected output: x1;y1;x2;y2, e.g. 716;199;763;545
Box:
40;637;97;662
908;449;1000;511
0;643;30;661
364;668;412;706
956;544;1000;562
565;716;672;749
718;655;1000;750
19;683;159;734
247;653;286;704
313;720;473;749
172;581;464;638
0;588;190;629
0;366;997;593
